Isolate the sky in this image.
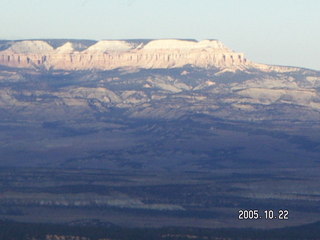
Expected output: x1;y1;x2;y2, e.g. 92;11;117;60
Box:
0;0;319;70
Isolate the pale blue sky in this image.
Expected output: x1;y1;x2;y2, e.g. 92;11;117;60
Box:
1;0;319;70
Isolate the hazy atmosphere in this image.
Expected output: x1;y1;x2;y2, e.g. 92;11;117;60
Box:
1;1;320;239
0;0;319;70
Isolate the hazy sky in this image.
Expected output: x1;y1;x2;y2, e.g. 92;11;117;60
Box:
1;0;319;70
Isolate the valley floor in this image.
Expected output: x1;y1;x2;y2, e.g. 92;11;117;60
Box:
0;167;319;230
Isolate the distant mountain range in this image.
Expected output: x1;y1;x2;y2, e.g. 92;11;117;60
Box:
1;39;320;235
0;39;319;169
0;38;292;71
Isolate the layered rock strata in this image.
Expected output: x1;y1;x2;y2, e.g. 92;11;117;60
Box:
0;39;248;70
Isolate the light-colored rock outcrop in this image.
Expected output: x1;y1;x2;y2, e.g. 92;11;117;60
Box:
55;42;76;54
5;40;54;54
84;40;137;53
0;39;249;70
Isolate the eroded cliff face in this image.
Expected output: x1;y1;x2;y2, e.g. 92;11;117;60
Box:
0;39;248;70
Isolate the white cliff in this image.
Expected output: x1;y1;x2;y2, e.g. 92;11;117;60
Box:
0;39;250;70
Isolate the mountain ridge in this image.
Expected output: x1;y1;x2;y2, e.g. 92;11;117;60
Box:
1;39;249;71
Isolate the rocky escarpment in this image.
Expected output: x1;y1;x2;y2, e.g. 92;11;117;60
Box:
0;44;320;171
0;39;248;70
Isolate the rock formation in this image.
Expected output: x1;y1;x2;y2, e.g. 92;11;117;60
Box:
0;39;248;70
0;38;319;172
